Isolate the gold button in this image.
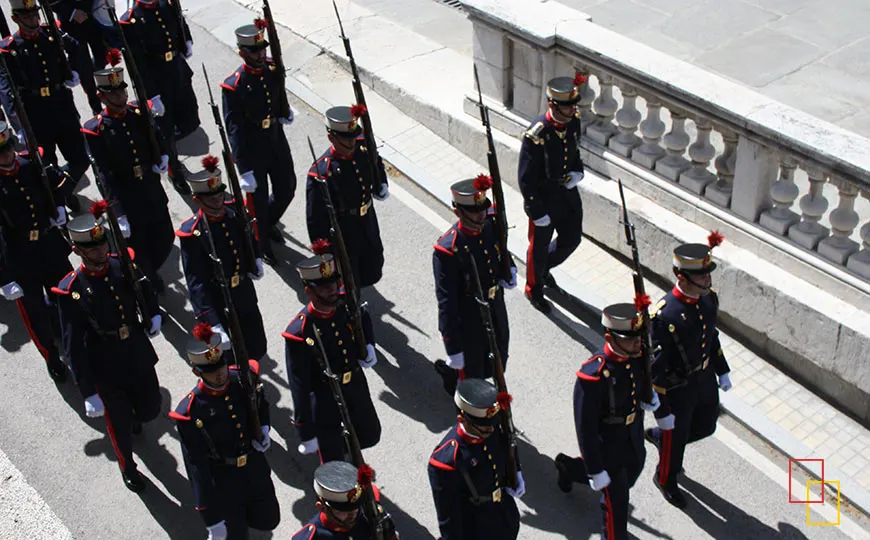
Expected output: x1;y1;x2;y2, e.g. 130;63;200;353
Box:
236;423;241;428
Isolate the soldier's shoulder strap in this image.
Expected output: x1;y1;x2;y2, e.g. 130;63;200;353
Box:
0;35;15;53
307;153;332;180
229;359;260;375
175;213;202;238
433;226;459;256
290;523;316;540
523;120;547;145
81;115;103;137
220;68;242;92
168;391;196;422
50;269;79;296
428;434;460;471
119;8;135;24
650;297;667;320
281;311;308;342
576;354;606;381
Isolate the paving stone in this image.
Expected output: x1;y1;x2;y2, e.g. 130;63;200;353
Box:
584;0;670;32
769;0;870;50
761;63;865;124
654;0;780;51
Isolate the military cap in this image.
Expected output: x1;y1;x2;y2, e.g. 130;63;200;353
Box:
325;105;364;136
235;22;269;50
68;213;108;247
313;461;366;512
187;323;226;372
601;303;643;338
296;253;338;285
454;379;501;426
94;67;127;92
673;243;717;274
187;155;225;195
0;121;13;150
9;0;39;12
546;75;581;105
451;174;492;211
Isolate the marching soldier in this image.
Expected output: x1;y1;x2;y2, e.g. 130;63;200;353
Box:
428;378;524;539
554;303;659;539
170;323;280;540
176;157;267;363
307;105;388;288
517;74;586;314
49;0;107;115
222;21;296;266
432;176;516;395
291;460;398;539
282;242;381;463
82;58;174;292
0;120;71;382
52;208;163;492
646;235;733;508
0;0;90;195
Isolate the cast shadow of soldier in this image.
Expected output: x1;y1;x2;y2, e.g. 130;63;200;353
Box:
0;300;30;354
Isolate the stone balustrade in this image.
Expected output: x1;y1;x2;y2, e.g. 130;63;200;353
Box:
462;0;870;292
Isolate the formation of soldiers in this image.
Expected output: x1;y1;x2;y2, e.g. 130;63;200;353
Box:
0;1;736;539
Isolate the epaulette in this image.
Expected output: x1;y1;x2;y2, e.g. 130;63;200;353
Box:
523;121;546;145
175;214;202;238
290;524;316;540
433;227;458;256
281;312;307;342
18;147;45;158
119;8;134;24
576;355;606;381
50;269;78;296
168;392;196;421
428;437;460;471
650;298;667;319
228;359;260;375
307;155;331;179
220;69;242;92
0;35;14;53
81;115;102;137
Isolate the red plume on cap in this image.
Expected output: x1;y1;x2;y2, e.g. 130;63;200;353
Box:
496;391;513;411
201;154;220;172
192;323;215;343
357;463;375;486
573;72;588;86
311;238;331;255
89;199;109;219
350;104;367;118
473;174;493;191
106;48;122;67
634;292;651;312
254;18;268;29
707;229;725;249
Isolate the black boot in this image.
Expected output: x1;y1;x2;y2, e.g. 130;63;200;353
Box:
554;453;574;493
122;466;146;493
653;473;686;509
131;421;143;435
168;161;192;195
262;249;279;267
527;293;552;314
46;356;68;383
434;360;458;397
644;427;661;451
269;224;285;244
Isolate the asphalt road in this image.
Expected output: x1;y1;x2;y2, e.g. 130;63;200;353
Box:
0;19;866;540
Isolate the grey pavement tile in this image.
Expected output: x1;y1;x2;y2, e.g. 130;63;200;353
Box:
767;402;794;422
623;24;702;61
632;0;706;14
653;0;780;51
762;64;865;123
823;37;870;79
742;0;819;15
769;0;870;50
410;15;473;57
585;0;670;31
556;0;613;11
756;395;782;414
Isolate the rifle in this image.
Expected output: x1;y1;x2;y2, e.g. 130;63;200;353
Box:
331;1;383;195
107;7;163;166
198;207;264;443
202;63;258;270
617;179;654;403
463;245;518;489
472;65;510;281
39;2;72;81
261;0;290;119
307;136;367;360
0;52;59;219
311;326;389;540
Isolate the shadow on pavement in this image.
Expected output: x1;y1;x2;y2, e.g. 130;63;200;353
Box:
0;299;30;354
177;127;210;157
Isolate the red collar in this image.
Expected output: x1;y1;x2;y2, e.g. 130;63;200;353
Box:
80;263;109;277
199;208;226;223
545;110;565;129
457;223;482;237
242;63;262;75
319;512;351;532
16;30;40;42
603;343;629;363
672;285;699;305
135;0;158;9
457;423;484;444
328;146;355;160
307;302;336;319
103;107;126;119
0;159;20;176
197;379;229;397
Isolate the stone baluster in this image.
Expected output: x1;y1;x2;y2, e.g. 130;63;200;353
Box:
706;129;738;207
787;165;830;249
585;74;618;145
759;157;801;234
632;96;666;169
846;191;870;279
678;117;716;194
817;179;861;264
575;70;596;135
608;84;642;157
654;109;691;182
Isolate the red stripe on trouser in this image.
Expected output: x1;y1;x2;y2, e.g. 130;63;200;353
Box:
524;220;536;295
245;193;260;242
317;448;325;465
16;298;49;362
659;429;673;485
104;407;127;471
458;369;466;382
604;487;616;539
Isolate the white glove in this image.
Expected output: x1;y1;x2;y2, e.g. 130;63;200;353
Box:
0;282;24;300
206;520;228;540
84;394;105;418
656;414;675;431
359;343;377;368
498;266;517;290
506;471;526;498
117;215;132;239
373;183;389;201
152;154;169;174
297;438;319;455
212;324;231;349
565;170;585;189
247;257;264;280
150;95;165;117
533;214;551;227
252;425;271;452
16;129;25;144
589;470;611;491
64;70;81;88
278;107;294;125
147;314;162;337
49;206;67;227
640;392;660;412
240;170;257;193
184;40;193;59
718;372;732;392
446;352;464;370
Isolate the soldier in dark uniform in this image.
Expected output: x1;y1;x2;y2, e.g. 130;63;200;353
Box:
49;0;108;115
645;235;733;508
553;303;659;539
169;323;280;540
517;74;586;314
307;105;388;288
291;460;398;539
0;120;71;382
432;176;516;395
81;61;174;291
428;378;524;539
0;0;90;196
282;243;381;462
52;210;163;492
222;21;296;265
176;157;266;363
